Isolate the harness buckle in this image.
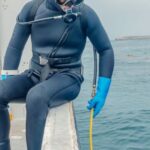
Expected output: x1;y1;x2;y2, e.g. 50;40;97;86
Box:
39;56;48;65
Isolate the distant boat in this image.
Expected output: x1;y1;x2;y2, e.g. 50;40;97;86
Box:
115;35;150;41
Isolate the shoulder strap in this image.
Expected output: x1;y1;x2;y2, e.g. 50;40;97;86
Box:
49;24;73;57
29;0;45;21
79;4;88;34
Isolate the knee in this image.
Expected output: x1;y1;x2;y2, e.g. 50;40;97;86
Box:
26;87;48;116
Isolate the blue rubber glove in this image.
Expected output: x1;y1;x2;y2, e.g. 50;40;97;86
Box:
87;77;111;118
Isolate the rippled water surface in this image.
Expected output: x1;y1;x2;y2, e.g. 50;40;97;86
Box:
74;39;150;150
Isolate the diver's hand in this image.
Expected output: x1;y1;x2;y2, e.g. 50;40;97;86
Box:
87;77;111;118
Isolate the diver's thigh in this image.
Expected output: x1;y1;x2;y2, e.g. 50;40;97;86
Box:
36;72;82;108
0;71;35;104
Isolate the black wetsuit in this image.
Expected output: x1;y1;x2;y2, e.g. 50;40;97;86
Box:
0;0;114;149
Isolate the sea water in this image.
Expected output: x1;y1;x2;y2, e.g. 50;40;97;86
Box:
74;39;150;150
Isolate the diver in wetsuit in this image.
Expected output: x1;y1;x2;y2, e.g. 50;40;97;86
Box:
0;0;114;149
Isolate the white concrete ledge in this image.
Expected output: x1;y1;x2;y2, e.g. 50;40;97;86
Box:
42;102;79;150
10;102;80;150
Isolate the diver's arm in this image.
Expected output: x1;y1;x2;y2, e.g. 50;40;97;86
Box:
85;6;114;118
3;1;33;70
85;7;114;78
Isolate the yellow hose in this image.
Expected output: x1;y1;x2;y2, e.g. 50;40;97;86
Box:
89;108;94;150
89;85;96;150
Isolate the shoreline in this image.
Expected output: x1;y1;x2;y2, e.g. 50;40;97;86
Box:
115;35;150;41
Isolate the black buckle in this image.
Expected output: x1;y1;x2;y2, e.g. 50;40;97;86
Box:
27;69;40;79
32;71;40;79
27;69;34;78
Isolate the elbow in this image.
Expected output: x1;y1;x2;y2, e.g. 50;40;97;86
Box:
98;44;114;55
97;46;114;61
98;47;115;78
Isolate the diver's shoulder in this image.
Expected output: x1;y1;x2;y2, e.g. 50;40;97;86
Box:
17;0;34;21
80;3;99;22
81;4;97;14
80;3;101;31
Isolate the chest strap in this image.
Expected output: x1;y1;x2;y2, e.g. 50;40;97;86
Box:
32;53;80;67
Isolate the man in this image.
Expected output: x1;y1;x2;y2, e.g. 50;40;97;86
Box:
0;0;114;149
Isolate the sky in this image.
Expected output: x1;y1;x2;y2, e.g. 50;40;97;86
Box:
85;0;150;39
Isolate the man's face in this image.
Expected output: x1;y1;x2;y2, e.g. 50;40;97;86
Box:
56;0;73;12
57;0;66;4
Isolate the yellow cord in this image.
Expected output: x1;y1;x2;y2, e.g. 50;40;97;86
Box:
89;85;96;150
89;108;94;150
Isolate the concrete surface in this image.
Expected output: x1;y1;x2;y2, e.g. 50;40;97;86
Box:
10;103;79;150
